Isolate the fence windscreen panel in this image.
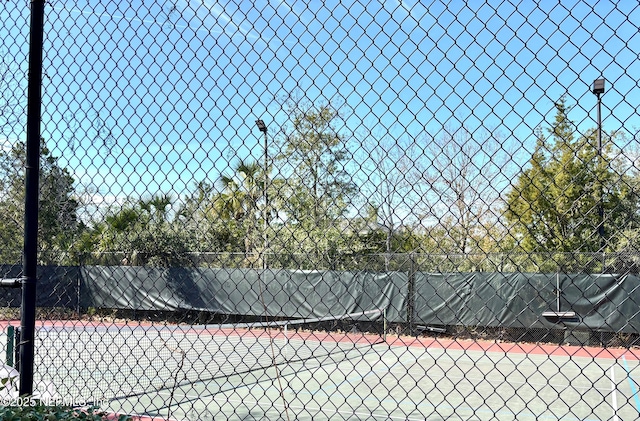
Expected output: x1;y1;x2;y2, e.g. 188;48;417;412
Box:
1;0;640;420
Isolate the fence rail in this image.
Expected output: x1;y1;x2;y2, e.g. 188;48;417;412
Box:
2;0;640;419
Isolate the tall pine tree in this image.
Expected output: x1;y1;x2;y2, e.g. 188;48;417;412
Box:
505;97;636;255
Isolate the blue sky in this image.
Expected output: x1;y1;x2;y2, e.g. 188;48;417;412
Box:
1;0;639;212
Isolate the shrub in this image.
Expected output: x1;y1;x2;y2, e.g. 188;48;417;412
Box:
0;404;132;420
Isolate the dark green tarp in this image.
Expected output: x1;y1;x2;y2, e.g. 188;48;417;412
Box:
2;265;639;333
79;266;406;321
560;274;640;333
412;272;640;333
0;265;79;309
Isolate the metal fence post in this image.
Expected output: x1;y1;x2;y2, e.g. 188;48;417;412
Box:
19;0;46;397
407;252;416;336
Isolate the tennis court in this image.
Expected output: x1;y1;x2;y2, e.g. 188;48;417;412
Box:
3;317;640;421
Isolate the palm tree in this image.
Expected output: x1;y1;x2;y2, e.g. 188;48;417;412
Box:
139;193;172;224
212;160;264;255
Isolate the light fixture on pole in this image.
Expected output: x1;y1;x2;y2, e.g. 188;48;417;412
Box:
255;119;268;269
255;119;267;134
592;78;605;254
592;78;605;158
592;78;605;95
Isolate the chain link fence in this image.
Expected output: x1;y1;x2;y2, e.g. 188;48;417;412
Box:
2;0;640;419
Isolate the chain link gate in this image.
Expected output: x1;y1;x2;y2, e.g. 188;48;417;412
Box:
1;0;640;419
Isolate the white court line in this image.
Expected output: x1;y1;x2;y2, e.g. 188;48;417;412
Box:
611;366;619;421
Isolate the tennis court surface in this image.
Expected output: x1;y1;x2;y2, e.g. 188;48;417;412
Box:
2;315;640;421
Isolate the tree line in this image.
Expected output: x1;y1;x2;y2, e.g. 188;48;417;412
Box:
1;97;639;272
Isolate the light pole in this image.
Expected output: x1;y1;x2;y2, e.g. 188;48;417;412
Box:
592;78;605;257
255;119;268;269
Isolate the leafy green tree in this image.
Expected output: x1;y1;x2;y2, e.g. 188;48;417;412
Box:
0;139;79;264
265;98;358;265
81;194;194;267
275;98;356;228
504;97;638;259
177;181;237;254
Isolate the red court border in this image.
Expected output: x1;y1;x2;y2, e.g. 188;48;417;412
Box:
386;335;640;361
2;319;638;360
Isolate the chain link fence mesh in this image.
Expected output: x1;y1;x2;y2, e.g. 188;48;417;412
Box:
2;0;640;419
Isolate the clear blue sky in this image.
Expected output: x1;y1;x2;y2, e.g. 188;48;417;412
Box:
1;0;639;208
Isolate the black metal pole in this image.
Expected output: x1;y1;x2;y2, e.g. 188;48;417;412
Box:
597;92;605;252
255;120;268;270
20;0;46;396
263;129;268;270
